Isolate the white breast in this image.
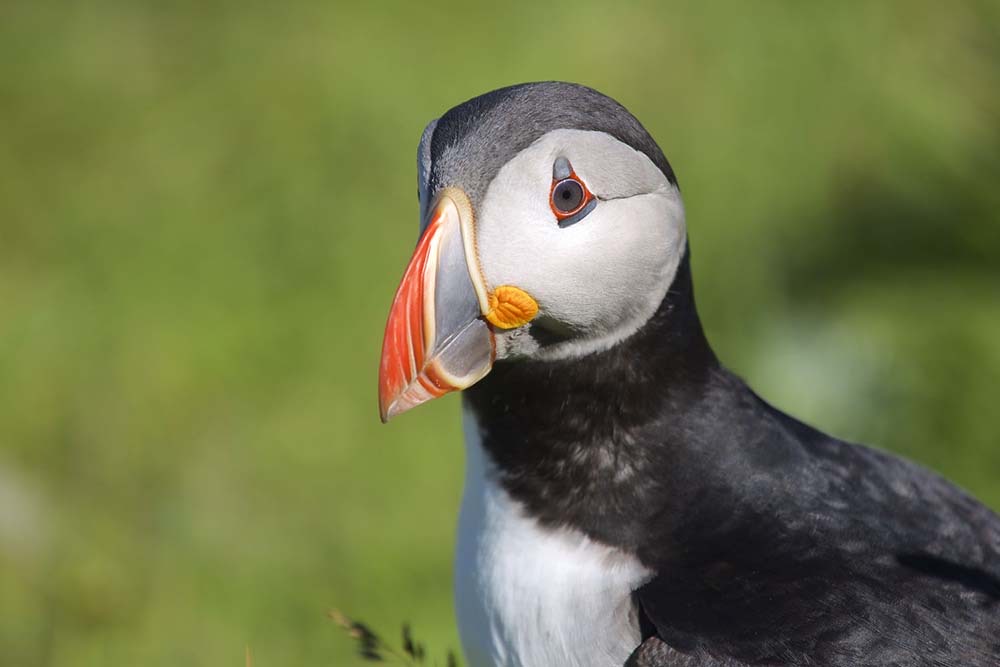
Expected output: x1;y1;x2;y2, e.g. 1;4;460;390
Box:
455;409;652;667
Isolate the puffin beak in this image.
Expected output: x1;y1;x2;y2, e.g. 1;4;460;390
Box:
378;188;495;422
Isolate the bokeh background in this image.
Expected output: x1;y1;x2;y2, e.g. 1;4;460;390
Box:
2;1;999;665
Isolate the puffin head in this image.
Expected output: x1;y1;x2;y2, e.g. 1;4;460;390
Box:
379;82;687;421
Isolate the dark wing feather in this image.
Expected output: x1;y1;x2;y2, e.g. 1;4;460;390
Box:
626;636;749;666
635;398;1000;667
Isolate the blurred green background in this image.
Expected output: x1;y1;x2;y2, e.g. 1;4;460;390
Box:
1;1;998;665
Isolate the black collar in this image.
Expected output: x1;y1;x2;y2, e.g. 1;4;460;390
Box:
463;248;737;557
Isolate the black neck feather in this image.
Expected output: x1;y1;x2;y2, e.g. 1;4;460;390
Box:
464;249;753;555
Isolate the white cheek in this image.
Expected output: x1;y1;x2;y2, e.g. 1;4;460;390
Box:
475;130;686;355
482;195;680;330
547;194;682;330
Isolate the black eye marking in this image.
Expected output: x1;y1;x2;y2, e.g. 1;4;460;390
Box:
553;156;572;180
556;199;597;228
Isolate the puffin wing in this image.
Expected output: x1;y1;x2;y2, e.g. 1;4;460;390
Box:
626;635;750;666
632;407;1000;667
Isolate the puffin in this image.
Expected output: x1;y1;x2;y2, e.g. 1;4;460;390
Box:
376;82;1000;667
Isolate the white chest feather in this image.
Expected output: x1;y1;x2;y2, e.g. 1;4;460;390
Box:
455;410;652;667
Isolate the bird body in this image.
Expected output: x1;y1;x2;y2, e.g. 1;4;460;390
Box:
378;82;1000;666
456;409;649;667
459;289;1000;666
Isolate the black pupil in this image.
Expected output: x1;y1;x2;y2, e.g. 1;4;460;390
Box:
553;179;584;213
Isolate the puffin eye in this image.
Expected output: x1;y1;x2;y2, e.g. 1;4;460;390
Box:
549;158;595;227
552;179;585;213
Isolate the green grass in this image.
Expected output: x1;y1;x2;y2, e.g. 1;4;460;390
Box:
0;1;998;665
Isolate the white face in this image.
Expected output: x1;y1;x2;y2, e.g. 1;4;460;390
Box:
474;129;687;360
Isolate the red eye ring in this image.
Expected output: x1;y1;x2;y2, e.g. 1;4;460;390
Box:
549;171;594;220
